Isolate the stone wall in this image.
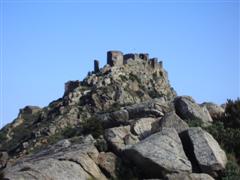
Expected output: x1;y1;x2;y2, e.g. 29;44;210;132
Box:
92;51;163;74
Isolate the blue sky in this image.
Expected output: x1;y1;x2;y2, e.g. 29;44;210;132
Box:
0;0;239;127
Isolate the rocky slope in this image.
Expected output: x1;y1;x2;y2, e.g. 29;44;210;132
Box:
0;51;227;180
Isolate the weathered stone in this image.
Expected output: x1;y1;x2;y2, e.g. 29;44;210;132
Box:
124;128;192;178
124;98;168;119
4;136;107;180
95;98;170;127
166;173;214;180
5;159;91;180
110;109;129;125
104;126;139;154
97;152;120;179
201;102;224;119
174;96;213;125
0;152;8;169
20;106;41;115
95;135;108;152
123;53;139;62
139;53;149;61
64;80;81;95
22;142;29;149
101;64;111;74
107;51;123;66
182;127;227;175
132;117;160;139
149;58;158;69
159;111;189;134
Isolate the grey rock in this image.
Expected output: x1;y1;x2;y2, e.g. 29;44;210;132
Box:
0;152;8;169
159;111;189;134
97;152;120;179
182;127;227;175
111;109;129;124
174;96;213;125
166;173;214;180
125;98;169;119
105;126;139;154
124;128;192;178
201;102;224;119
4;136;107;180
22;142;29;149
101;64;111;74
132;117;160;139
95;97;171;127
20;105;41;115
64;80;81;95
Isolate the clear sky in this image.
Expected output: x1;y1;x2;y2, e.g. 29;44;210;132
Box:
0;0;239;127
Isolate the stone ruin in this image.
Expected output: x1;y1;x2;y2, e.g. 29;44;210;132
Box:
64;80;81;95
93;51;163;73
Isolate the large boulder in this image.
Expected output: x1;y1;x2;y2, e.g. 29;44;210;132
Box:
166;173;214;180
181;127;227;176
159;111;189;134
201;102;224;119
174;96;213;125
3;136;107;180
132;117;160;139
124;128;192;178
97;152;120;179
104;126;139;154
95;109;130;127
124;98;171;119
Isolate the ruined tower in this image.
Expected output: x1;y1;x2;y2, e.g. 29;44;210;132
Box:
94;60;100;73
107;51;123;66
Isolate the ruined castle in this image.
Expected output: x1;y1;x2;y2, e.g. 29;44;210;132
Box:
64;51;165;96
94;50;163;73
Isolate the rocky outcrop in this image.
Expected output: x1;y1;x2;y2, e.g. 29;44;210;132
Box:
201;102;224;119
0;51;177;159
181;127;227;176
166;173;215;180
104;126;139;154
124;98;170;119
0;152;8;170
132;117;160;139
174;96;213;125
97;152;120;179
124;128;192;178
159;111;189;134
3;136;107;180
0;51;230;180
95;98;170;128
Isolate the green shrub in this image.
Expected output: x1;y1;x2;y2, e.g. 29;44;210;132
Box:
184;98;240;178
82;118;103;138
185;118;203;127
129;73;141;84
205;122;240;158
222;154;240;180
0;171;5;179
62;126;79;138
222;99;240;129
0;131;7;142
119;75;128;82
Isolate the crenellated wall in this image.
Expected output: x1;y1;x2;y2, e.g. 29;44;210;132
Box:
92;51;163;74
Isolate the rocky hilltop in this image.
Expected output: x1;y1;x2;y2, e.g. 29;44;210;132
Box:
0;51;230;180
